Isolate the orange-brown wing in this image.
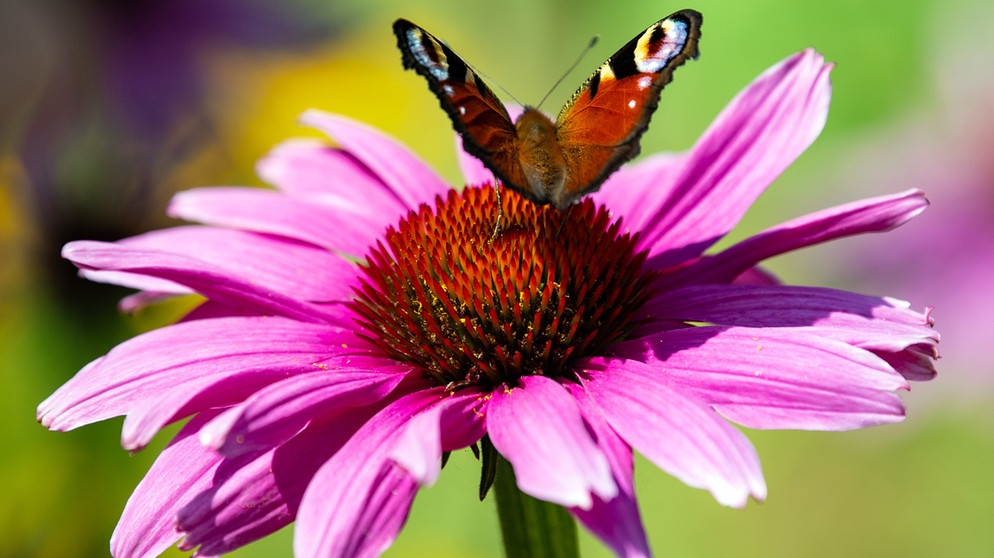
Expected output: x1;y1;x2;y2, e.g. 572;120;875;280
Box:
393;19;528;191
553;10;702;208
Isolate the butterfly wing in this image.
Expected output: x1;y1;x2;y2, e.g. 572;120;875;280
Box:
393;19;529;191
553;10;702;208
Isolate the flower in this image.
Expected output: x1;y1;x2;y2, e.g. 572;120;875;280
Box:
38;48;938;558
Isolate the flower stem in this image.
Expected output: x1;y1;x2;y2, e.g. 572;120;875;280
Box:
494;455;580;558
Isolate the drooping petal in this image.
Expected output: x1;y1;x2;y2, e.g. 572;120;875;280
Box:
487;375;617;509
387;406;444;488
37;317;370;436
300;110;451;209
580;359;766;507
111;412;221;558
875;340;939;382
200;368;417;458
168;187;389;257
177;413;375;557
633;49;832;267
667;189;929;284
294;388;456;558
563;383;650;558
389;389;488;486
176;448;289;556
607;326;908;431
63;239;337;323
256;138;410;216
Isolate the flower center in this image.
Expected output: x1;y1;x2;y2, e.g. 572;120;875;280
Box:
350;185;652;389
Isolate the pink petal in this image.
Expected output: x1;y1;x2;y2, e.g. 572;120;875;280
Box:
731;266;782;286
177;300;360;331
123;348;392;453
111;412;221;558
63;239;336;323
118;289;185;313
121;373;281;452
256;138;410;216
300;110;451;210
294;388;450;558
168;187;388;257
388;406;444;487
389;390;488;486
37;317;369;435
177;300;274;322
636;284;939;353
581;360;766;507
121;225;357;302
176;448;289;556
874;340;940;382
593;151;689;234
487;375;617;509
200;369;417;457
455;133;494;187
669;189;929;284
78;270;187;296
562;383;650;558
177;415;373;556
606;326;908;431
634;49;833;267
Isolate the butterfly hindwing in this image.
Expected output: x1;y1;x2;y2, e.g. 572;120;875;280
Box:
393;19;529;190
555;10;702;206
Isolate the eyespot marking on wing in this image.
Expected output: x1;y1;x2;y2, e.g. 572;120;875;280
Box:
634;19;690;73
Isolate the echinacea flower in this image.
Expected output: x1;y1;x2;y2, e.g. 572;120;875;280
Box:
38;48;938;558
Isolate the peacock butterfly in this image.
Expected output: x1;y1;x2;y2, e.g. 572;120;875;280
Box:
393;10;702;210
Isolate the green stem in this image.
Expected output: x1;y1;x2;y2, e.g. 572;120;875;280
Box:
494;455;580;558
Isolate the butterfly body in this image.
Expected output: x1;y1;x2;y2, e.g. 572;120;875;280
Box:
514;108;567;203
394;11;702;210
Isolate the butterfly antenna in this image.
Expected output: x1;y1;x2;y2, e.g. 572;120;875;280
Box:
431;34;524;107
471;66;524;107
536;35;599;111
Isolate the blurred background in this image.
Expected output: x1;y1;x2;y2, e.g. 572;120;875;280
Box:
2;0;991;556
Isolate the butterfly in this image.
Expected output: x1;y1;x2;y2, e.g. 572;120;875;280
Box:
393;10;702;211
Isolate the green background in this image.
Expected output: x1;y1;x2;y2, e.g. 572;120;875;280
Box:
3;0;991;556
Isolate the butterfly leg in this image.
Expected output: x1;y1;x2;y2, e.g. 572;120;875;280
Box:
489;180;504;242
554;205;573;240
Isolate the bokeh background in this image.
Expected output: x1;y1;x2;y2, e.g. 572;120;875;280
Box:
2;0;991;556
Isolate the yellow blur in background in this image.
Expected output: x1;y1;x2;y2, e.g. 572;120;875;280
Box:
2;0;991;557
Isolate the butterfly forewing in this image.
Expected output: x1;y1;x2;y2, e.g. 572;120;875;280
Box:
393;10;702;210
554;10;702;207
393;19;529;189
